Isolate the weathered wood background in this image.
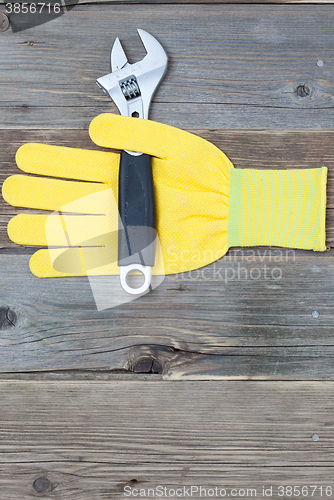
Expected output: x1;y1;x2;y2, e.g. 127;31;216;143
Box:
1;2;334;499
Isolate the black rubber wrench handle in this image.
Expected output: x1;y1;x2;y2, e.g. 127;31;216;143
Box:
118;151;157;268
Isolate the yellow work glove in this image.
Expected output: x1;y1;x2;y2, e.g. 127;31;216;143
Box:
2;114;327;278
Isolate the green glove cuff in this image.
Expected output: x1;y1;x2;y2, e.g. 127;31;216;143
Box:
228;167;327;251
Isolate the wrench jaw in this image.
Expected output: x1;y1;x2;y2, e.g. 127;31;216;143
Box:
111;37;128;71
96;29;168;119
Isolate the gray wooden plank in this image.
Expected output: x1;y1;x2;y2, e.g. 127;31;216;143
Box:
0;379;332;499
1;5;334;129
0;381;331;474
1;252;334;377
1;129;334;248
2;464;334;500
5;103;334;131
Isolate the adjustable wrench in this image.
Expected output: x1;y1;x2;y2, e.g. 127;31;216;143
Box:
96;29;168;295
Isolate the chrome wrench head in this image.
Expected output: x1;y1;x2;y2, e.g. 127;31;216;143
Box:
96;29;168;119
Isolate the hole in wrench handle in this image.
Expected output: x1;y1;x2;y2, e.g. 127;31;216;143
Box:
118;150;157;268
120;264;152;295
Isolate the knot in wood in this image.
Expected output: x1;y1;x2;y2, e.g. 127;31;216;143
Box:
0;307;16;330
33;477;51;493
131;356;162;374
0;13;9;32
296;84;310;97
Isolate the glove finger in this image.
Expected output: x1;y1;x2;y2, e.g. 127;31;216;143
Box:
16;144;120;183
89;114;233;179
8;213;117;247
30;247;119;277
89;114;194;159
2;175;112;213
30;242;165;277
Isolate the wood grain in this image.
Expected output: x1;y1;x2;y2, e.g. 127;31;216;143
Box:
1;5;334;129
0;380;331;499
1;251;334;378
2;464;334;500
